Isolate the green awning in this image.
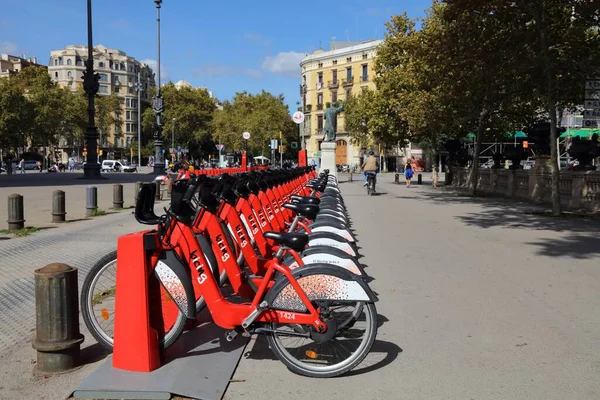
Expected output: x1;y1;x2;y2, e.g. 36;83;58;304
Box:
466;131;526;139
560;129;600;139
513;131;527;138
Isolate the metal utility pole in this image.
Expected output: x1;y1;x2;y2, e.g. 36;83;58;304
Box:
136;71;142;167
172;117;176;162
152;0;165;174
82;0;101;178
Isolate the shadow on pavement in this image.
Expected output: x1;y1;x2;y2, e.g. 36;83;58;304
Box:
79;342;111;366
414;188;600;234
527;235;600;260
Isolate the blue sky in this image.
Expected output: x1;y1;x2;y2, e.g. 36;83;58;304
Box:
0;0;429;112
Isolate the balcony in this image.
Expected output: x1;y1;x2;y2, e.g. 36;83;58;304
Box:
328;80;339;89
342;77;354;86
305;104;312;113
361;75;369;82
316;103;324;111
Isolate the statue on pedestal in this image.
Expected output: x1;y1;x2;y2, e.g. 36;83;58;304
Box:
323;101;345;142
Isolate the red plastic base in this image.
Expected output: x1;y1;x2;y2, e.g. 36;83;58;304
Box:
112;232;162;372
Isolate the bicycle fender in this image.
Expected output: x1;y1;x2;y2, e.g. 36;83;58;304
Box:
153;250;196;319
264;264;377;313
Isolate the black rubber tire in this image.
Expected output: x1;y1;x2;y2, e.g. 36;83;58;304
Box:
267;302;378;378
81;250;187;351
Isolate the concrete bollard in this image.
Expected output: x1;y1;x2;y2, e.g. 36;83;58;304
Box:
51;190;66;223
349;172;353;182
155;180;161;201
7;193;25;231
395;173;400;184
86;186;98;216
134;181;143;204
417;174;422;185
113;184;124;209
32;263;84;376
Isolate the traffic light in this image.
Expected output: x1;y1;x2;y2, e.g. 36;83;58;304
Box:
522;140;529;149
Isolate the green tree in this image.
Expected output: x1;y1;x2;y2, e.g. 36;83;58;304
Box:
95;93;121;146
212;91;296;157
142;83;216;159
0;77;33;158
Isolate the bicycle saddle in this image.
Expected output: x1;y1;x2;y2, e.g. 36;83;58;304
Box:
263;231;309;252
290;195;320;205
282;203;319;220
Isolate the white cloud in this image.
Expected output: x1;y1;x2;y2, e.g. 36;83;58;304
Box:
0;41;17;54
190;63;262;79
243;32;272;47
141;58;169;82
261;52;304;77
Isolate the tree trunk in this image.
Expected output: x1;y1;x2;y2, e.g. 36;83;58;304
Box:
469;109;488;196
533;4;562;216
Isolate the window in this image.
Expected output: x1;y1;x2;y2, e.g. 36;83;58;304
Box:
120;62;126;71
346;57;352;63
128;76;133;82
114;75;120;83
109;61;113;69
58;57;64;65
346;67;352;81
126;123;131;133
129;66;133;72
333;60;337;65
303;75;306;85
115;86;120;93
126;98;130;107
132;111;138;120
67;71;72;78
362;64;368;81
54;72;58;78
126;111;131;120
67;59;72;66
317;115;324;130
99;62;105;68
54;59;58;66
76;57;83;66
332;69;337;83
317;93;323;105
332;91;337;103
99;73;108;82
131;99;138;108
99;85;108;93
128;87;134;94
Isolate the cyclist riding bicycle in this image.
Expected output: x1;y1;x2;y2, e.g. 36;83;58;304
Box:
361;150;379;191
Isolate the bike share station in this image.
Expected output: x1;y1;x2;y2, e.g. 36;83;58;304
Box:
74;152;374;400
73;230;249;400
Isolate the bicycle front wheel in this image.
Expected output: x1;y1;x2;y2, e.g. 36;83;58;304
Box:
80;251;188;350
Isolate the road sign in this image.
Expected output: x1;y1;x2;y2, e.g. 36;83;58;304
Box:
270;139;278;150
216;144;224;151
292;111;305;124
177;146;181;152
242;131;251;140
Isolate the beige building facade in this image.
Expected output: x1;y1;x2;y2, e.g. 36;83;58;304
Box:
299;40;382;168
48;44;155;161
0;53;44;78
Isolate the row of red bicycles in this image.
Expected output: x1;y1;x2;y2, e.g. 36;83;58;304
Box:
81;166;378;377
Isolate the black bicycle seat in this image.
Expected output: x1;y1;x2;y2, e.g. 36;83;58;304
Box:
290;195;321;205
282;203;319;220
263;231;309;252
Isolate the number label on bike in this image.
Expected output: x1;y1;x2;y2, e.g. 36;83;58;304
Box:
278;311;295;320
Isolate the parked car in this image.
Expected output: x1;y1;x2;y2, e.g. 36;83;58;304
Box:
17;160;39;170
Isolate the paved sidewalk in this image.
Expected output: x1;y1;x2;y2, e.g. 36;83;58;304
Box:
0;173;599;399
226;174;600;399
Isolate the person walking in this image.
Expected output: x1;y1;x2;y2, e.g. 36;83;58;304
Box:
432;164;439;188
18;158;25;174
404;162;413;187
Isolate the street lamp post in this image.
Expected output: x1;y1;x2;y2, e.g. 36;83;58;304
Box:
152;0;165;174
135;72;142;167
172;117;176;162
82;0;101;178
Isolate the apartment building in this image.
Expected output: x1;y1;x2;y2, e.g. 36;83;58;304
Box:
48;44;155;161
299;40;382;167
0;53;45;78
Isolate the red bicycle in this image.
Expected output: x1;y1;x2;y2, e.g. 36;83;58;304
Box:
119;175;377;377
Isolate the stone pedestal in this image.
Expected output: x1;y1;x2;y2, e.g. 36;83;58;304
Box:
320;141;338;179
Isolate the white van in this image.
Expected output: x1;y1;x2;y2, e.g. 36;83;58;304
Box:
101;160;122;172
